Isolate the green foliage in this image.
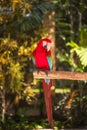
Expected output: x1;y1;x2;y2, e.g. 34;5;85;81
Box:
0;36;37;112
57;51;79;71
9;62;24;91
0;0;55;123
0;118;56;130
80;25;87;46
67;40;87;68
0;37;23;91
0;0;53;35
68;89;87;127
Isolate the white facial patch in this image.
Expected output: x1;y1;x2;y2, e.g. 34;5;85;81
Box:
43;41;47;47
47;43;51;51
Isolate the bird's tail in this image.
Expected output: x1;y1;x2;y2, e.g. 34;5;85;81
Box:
42;79;54;128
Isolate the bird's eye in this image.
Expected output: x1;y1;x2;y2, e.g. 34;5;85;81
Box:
43;41;47;47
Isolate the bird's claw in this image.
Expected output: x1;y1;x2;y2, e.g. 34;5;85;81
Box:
37;69;40;74
45;70;48;76
37;69;49;76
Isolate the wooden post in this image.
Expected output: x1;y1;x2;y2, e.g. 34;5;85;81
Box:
33;71;87;81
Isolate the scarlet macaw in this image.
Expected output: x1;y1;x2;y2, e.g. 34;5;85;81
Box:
32;38;54;128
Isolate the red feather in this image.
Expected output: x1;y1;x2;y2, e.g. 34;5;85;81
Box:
32;38;54;128
32;38;51;71
42;79;54;128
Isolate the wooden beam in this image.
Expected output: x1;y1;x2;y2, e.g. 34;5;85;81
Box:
33;71;87;81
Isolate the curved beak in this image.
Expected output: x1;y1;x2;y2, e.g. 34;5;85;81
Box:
47;43;51;51
43;41;51;51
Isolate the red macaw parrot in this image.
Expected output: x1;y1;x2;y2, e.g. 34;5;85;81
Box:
32;38;54;128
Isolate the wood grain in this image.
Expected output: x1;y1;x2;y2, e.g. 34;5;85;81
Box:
33;71;87;81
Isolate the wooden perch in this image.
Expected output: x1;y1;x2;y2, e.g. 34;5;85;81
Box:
33;71;87;81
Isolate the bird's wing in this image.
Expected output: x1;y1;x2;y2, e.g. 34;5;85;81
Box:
44;56;52;84
47;56;52;70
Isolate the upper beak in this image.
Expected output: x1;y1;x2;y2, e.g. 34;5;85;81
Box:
47;44;51;51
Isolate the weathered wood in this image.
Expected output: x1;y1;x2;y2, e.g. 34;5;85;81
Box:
35;129;53;130
33;71;87;81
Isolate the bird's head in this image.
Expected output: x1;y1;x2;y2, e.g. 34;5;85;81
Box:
42;38;51;51
37;38;51;51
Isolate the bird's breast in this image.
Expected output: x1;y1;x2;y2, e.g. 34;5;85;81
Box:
35;52;50;70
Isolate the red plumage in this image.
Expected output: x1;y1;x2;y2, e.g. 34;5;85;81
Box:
32;38;51;70
42;79;54;128
32;38;54;128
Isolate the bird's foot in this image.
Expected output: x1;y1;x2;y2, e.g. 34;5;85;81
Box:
37;69;41;74
45;70;49;76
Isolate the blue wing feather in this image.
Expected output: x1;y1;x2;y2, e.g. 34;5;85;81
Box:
45;56;52;84
47;56;52;70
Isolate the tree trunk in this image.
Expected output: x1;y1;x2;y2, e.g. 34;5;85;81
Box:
69;0;74;40
43;11;56;71
1;87;5;123
0;78;6;123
